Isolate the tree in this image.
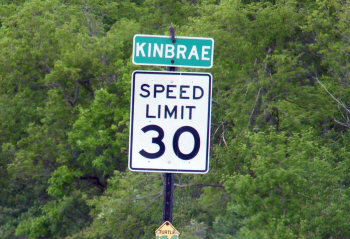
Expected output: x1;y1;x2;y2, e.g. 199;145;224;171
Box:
2;0;350;238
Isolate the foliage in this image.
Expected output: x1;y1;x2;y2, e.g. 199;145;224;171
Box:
223;129;350;238
1;0;350;238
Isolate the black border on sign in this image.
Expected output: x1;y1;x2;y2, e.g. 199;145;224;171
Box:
128;70;212;174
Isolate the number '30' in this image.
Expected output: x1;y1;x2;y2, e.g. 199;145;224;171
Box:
139;125;200;160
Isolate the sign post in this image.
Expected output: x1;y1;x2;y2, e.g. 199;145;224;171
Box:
163;66;176;224
130;30;214;237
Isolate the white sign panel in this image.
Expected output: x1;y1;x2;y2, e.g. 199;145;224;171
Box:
129;71;212;173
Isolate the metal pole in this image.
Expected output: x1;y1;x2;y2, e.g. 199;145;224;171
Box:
163;65;176;223
162;24;177;223
162;172;174;222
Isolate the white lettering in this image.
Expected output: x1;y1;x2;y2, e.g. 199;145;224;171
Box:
153;44;163;58
148;43;152;57
201;46;210;61
165;44;175;58
176;45;187;59
136;43;146;57
188;46;199;60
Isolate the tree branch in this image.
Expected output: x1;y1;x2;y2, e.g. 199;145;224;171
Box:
132;191;163;201
80;175;106;193
315;77;350;114
138;192;162;215
315;77;350;127
174;183;224;188
247;87;261;128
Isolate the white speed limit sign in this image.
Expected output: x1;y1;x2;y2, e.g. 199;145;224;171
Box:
128;71;212;173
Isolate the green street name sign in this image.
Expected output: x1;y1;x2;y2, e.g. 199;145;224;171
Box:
132;34;214;68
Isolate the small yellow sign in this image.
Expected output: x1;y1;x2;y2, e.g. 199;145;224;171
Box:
155;221;180;239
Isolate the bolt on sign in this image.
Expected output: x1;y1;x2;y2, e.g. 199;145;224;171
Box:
128;71;212;173
132;34;214;68
155;221;180;239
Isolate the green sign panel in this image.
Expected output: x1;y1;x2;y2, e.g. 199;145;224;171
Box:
132;34;214;68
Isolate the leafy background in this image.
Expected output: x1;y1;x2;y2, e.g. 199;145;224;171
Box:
1;0;350;238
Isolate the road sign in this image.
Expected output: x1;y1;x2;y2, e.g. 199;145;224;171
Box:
155;221;180;239
132;34;214;68
129;71;212;173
